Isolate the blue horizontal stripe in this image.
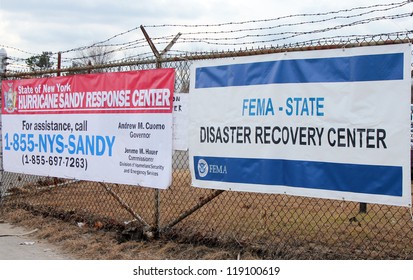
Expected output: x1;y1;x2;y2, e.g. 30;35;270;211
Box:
195;53;404;88
194;156;403;197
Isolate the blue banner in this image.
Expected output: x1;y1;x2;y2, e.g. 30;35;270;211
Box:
195;53;404;88
194;156;402;197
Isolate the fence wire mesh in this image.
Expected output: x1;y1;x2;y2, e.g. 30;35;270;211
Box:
1;34;413;259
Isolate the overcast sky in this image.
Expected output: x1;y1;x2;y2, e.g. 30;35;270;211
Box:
0;0;412;68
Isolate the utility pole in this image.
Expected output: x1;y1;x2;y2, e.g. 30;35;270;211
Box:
0;48;7;76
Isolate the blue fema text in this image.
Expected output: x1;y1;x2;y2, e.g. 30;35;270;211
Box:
285;97;324;116
242;97;325;116
38;134;115;156
242;98;274;116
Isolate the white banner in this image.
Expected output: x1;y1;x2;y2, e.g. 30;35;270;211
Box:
2;69;175;189
173;93;189;151
189;44;412;206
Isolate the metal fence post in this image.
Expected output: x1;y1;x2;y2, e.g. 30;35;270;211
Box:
140;25;181;236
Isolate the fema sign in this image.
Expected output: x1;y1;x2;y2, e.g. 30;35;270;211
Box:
189;44;412;207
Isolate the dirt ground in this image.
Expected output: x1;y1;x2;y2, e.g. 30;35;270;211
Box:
2;173;412;259
1;208;259;260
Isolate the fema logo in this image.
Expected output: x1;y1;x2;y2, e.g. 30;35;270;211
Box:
197;159;209;178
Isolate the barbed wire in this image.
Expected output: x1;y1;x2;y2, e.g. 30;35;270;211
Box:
0;44;39;56
169;13;412;46
150;3;410;40
2;0;412;72
144;0;411;28
59;26;142;54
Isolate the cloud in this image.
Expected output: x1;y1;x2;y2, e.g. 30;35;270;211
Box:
1;0;228;53
1;0;411;66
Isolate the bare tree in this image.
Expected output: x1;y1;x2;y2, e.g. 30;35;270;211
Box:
72;45;115;73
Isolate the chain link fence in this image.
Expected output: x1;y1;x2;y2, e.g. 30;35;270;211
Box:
1;35;413;259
